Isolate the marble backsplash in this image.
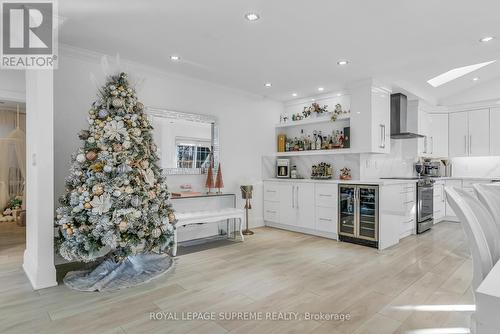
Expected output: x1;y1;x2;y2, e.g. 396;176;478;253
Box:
451;156;500;177
263;154;360;180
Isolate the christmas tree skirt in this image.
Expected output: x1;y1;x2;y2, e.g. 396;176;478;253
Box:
63;253;174;292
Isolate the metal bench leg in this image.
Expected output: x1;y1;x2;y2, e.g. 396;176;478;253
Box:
239;217;244;241
172;227;178;257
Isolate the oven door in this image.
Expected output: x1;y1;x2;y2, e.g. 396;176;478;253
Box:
417;185;433;222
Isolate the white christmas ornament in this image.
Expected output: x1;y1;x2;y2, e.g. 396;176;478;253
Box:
90;194;112;215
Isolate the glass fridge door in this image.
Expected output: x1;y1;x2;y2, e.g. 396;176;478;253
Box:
357;186;378;241
338;185;356;236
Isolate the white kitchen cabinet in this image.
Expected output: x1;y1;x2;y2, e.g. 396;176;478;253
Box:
349;80;390;154
428;114;449;157
433;182;445;223
490;107;500;156
449;112;468;157
468;109;490;156
315;184;338;233
294;183;315;229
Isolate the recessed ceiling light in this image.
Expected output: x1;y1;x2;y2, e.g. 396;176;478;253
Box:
427;60;496;87
292;93;297;97
336;93;342;97
480;36;494;43
264;82;272;87
337;60;349;66
170;55;180;61
472;77;480;81
245;13;260;21
318;87;324;92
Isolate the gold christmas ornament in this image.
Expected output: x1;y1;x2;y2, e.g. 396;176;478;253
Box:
90;163;104;172
168;212;176;223
66;228;74;236
84;202;92;209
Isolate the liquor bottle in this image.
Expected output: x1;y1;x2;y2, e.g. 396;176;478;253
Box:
316;131;322;150
285;139;290;152
339;131;345;148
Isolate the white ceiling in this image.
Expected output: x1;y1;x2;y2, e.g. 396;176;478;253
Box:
59;0;500;104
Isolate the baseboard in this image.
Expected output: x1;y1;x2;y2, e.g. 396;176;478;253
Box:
265;221;338;240
443;216;460;222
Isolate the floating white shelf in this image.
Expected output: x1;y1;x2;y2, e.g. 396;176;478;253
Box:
273;148;356;157
275;113;350;128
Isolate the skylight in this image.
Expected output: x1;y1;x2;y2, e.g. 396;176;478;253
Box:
427;60;496;87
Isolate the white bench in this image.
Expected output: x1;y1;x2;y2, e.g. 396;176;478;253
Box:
172;208;245;256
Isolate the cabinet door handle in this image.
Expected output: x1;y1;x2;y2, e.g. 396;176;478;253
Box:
296;186;299;209
319;194;332;197
291;186;294;209
266;190;276;193
469;135;472;155
431;136;434;154
464;135;468;155
379;124;385;148
319;218;332;222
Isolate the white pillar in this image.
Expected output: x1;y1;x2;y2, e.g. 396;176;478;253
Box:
23;70;57;290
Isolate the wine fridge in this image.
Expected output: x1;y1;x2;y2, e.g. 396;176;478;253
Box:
338;184;379;248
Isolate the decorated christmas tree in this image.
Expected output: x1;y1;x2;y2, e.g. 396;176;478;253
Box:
55;72;175;264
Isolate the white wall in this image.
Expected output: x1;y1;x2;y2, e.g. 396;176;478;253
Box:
54;46;283;228
0;70;25;101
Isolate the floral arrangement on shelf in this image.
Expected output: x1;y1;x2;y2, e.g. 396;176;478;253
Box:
339;167;352;180
331;103;350;122
290;103;329;121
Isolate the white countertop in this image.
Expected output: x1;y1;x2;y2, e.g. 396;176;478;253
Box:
264;178;413;185
265;176;500;186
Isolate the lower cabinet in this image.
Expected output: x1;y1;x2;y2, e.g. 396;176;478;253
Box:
433;182;445;223
263;181;338;239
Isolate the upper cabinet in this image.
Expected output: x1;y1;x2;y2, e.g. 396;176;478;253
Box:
491;107;500;156
449;111;469;157
428;113;448;158
468;109;490;156
350;80;391;154
449;109;490;157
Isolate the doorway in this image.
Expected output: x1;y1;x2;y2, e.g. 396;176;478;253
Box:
0;101;26;270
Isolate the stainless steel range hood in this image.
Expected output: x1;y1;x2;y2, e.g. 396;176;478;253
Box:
390;93;424;139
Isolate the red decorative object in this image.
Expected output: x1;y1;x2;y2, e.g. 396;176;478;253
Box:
215;164;224;193
205;166;214;193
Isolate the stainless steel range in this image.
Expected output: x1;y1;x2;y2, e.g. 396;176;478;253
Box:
380;177;434;234
416;178;434;234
